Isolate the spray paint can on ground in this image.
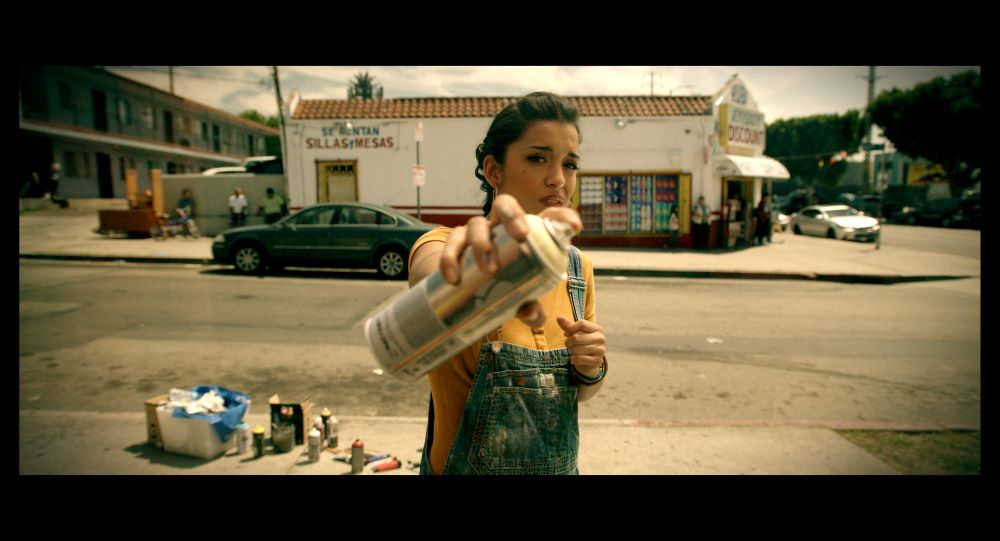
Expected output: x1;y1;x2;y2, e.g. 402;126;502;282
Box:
308;428;321;463
364;215;576;381
236;422;251;455
371;456;401;473
351;439;364;474
313;415;326;450
319;408;332;448
326;415;339;449
252;425;266;458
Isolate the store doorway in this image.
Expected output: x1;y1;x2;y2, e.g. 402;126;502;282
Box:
316;161;358;202
722;178;754;248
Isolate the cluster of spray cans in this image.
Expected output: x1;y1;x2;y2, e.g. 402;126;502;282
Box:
234;408;339;461
364;215;576;381
306;408;340;463
235;411;401;473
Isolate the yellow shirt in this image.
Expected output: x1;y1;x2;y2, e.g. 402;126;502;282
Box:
408;226;597;475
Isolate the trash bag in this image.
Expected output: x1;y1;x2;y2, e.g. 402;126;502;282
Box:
169;385;251;443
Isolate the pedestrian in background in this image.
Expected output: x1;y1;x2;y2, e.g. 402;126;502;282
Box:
177;189;196;217
46;161;69;208
407;91;607;475
258;187;286;225
754;193;772;245
692;196;711;248
665;208;679;249
228;187;248;226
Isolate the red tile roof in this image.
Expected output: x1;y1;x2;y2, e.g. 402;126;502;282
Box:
292;96;712;120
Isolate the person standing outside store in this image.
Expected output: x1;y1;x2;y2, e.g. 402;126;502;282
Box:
257;187;286;225
692;196;711;248
754;193;772;245
664;208;680;249
407;92;607;475
228;187;248;226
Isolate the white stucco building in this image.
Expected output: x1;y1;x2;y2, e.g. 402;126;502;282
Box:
282;75;788;248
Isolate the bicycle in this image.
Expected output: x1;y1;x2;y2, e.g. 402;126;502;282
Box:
150;208;201;240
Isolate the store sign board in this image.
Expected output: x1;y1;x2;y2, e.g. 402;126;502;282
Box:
719;103;765;157
307;124;395;150
906;162;947;184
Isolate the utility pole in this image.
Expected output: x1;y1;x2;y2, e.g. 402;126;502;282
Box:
272;66;290;205
415;122;424;220
643;71;661;96
858;66;884;195
168;66;175;94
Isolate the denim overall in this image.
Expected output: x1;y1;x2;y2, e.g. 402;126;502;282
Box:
420;246;587;475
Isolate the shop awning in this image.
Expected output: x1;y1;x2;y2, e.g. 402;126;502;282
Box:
713;154;790;179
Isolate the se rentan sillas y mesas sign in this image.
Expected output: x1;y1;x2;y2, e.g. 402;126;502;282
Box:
307;125;395;150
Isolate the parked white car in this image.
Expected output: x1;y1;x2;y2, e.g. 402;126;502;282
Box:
791;204;880;241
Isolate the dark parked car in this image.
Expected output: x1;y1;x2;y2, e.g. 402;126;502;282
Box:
212;202;436;278
957;190;980;229
893;197;964;227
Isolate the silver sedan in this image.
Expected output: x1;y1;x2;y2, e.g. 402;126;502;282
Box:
790;204;880;241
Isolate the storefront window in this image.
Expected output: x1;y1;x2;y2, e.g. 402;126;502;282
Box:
580;174;681;234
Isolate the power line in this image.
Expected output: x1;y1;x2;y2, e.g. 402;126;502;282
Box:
110;66;271;86
769;150;853;160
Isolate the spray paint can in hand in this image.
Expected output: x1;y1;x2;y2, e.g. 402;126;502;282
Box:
236;422;251;455
364;214;576;381
252;425;266;458
325;415;339;449
308;428;321;463
351;439;364;474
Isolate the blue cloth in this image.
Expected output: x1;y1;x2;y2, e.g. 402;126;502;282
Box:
170;385;251;442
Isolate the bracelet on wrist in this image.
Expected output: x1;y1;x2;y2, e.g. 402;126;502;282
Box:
571;356;607;386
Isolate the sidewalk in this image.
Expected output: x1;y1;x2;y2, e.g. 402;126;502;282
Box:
17;205;982;282
19;411;901;475
19;205;979;475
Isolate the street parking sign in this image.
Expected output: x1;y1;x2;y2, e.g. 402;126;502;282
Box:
412;165;426;187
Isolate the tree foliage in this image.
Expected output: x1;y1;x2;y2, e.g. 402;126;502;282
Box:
869;70;981;194
765;111;865;187
239;109;279;129
348;71;383;100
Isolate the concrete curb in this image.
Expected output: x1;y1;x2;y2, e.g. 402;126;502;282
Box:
590;267;971;284
19;253;217;266
20;252;973;284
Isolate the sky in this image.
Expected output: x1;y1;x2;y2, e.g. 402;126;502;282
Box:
105;65;979;124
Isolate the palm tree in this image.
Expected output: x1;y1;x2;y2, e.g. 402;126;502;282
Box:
348;71;384;100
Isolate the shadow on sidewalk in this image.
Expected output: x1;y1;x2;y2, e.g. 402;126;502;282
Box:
199;267;394;282
124;442;215;469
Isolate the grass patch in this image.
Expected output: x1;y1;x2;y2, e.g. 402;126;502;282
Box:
836;430;980;475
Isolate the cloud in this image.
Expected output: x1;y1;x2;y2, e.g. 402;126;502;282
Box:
105;65;981;124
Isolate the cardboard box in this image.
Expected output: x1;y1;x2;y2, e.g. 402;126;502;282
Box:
145;394;169;448
155;400;252;460
269;394;313;446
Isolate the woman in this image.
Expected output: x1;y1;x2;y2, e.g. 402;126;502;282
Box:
754;193;771;245
407;92;608;475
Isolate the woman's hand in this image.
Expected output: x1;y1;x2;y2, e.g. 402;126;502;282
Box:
556;316;606;377
438;194;582;327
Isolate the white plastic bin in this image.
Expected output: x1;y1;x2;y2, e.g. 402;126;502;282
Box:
155;401;250;459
